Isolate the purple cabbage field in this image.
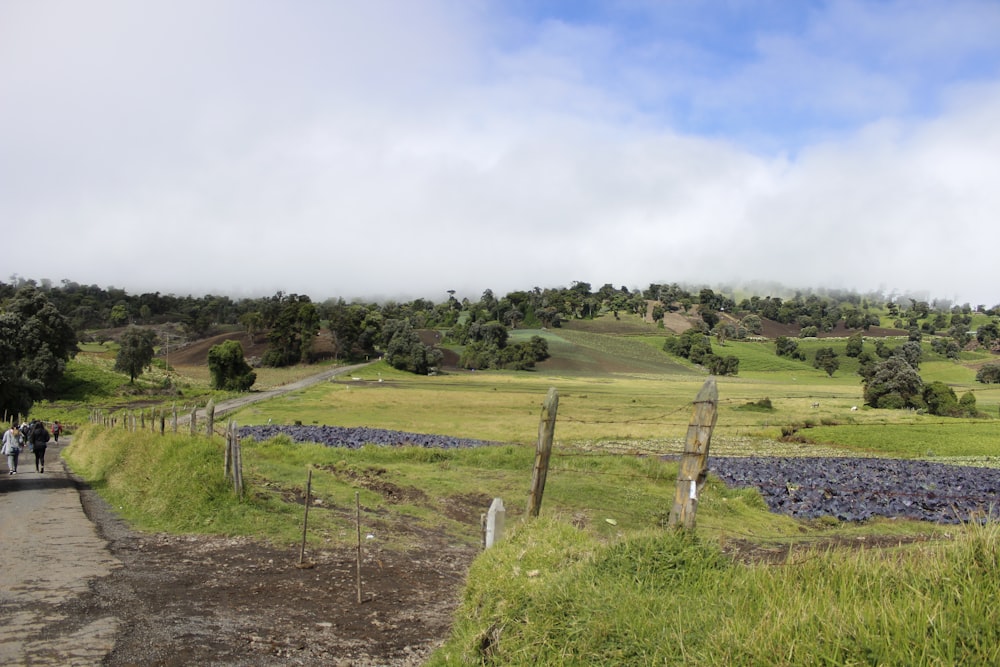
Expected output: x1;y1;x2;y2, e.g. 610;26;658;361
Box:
710;456;1000;524
238;424;497;450
239;425;1000;524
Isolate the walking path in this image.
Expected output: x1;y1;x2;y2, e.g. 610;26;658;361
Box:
0;361;373;664
0;440;121;666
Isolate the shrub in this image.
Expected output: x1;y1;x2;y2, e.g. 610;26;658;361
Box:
976;363;1000;384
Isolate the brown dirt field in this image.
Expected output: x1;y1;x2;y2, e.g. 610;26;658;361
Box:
75;475;478;666
169;330;338;367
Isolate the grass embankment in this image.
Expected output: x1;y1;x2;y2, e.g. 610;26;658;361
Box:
68;422;812;550
429;520;1000;666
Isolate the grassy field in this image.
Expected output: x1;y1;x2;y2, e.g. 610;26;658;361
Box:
55;315;1000;665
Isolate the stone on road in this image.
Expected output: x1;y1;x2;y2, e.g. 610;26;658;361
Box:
0;441;121;666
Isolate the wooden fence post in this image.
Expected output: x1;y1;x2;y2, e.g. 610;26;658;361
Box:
205;399;215;438
172;403;178;433
299;468;313;566
224;420;233;479
668;376;718;530
189;405;197;436
356;491;363;604
224;419;244;496
527;387;558;518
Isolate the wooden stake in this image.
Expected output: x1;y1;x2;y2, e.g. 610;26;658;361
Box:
298;468;313;568
355;491;362;603
527;387;558;517
668;377;719;530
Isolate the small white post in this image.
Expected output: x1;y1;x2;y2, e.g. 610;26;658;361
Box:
485;497;506;549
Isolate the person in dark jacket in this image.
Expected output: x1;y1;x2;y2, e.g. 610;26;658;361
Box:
30;420;50;473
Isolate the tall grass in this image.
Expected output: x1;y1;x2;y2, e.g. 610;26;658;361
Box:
430;519;1000;666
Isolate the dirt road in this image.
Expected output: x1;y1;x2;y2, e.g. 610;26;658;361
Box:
0;440;121;665
0;365;479;665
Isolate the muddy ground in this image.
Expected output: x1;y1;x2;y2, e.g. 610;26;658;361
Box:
73;473;478;666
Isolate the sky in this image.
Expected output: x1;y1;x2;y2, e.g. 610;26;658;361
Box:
3;0;1000;306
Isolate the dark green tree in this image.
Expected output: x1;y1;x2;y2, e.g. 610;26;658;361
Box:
775;336;806;360
976;363;1000;384
664;328;708;360
0;286;78;417
114;326;157;383
706;354;740;376
239;311;265;345
813;347;840;376
862;357;923;409
207;340;256;391
959;391;978;416
382;319;443;375
845;332;864;357
977;321;1000;347
922;381;960;417
740;314;763;335
262;296;319;367
894;341;923;369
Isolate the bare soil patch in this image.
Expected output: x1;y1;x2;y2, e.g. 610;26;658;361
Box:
74;480;478;666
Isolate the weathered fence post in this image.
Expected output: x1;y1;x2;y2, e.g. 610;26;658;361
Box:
224;420;233;479
224;420;243;494
205;399;215;438
668;376;719;530
485;497;506;549
527;387;558;518
172;403;178;433
356;491;363;604
189;405;197;436
299;468;313;566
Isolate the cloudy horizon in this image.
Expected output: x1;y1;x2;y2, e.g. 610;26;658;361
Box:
3;1;999;306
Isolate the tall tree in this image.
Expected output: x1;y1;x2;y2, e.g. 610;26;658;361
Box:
0;286;78;417
114;326;157;383
239;311;265;344
262;296;319;367
813;347;840;377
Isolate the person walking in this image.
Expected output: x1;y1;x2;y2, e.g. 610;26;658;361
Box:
30;421;51;473
2;423;24;474
52;420;62;443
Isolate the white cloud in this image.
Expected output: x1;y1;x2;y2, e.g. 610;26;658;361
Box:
2;1;1000;307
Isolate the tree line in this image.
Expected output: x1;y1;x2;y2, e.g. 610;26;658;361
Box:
5;275;1000;418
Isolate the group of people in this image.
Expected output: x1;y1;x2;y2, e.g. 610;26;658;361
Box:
2;419;61;475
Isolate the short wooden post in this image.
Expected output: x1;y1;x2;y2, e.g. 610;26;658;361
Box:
668;376;719;530
485;497;506;548
189;405;197;436
299;468;313;566
205;399;215;438
355;491;363;603
172;404;178;433
224;420;233;479
232;423;244;496
527;387;558;518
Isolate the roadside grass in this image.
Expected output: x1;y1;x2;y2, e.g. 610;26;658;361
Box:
65;422;840;552
429;519;1000;666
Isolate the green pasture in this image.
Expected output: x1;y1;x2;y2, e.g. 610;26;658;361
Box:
59;313;1000;667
